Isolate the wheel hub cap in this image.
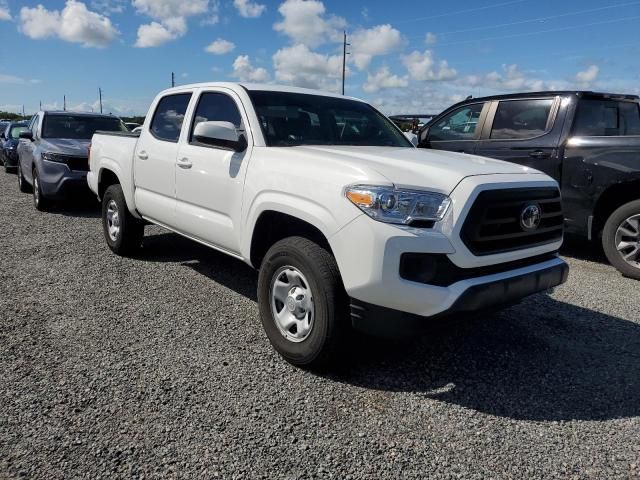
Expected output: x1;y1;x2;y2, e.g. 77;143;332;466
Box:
615;214;640;268
270;267;314;343
106;200;121;242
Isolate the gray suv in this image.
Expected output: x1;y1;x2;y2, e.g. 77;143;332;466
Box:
17;111;128;211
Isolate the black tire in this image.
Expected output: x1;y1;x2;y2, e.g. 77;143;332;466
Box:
17;163;31;193
602;199;640;280
32;169;51;212
102;184;144;256
257;236;348;368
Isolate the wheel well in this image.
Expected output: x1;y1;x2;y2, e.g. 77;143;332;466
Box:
250;211;332;268
98;169;120;199
593;180;640;236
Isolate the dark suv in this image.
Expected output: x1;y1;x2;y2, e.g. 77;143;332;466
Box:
1;121;29;172
17;111;128;211
419;91;640;279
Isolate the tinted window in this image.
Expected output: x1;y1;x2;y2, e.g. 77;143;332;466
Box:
249;91;411;147
490;99;553;140
150;93;192;142
190;92;242;143
429;104;484;141
573;99;640;136
41;115;127;139
10;125;29;139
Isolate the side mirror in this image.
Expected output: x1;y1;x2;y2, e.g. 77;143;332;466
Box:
19;131;33;141
193;121;247;152
404;131;418;147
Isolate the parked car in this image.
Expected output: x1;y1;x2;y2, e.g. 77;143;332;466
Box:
17;111;129;211
419;91;640;279
1;121;29;172
88;82;568;367
124;122;141;131
389;114;436;133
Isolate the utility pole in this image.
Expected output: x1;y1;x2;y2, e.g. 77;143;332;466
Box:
171;72;175;88
39;100;42;111
22;105;25;118
99;87;103;114
63;95;66;111
341;31;350;96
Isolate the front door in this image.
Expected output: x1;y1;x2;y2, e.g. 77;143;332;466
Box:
174;89;252;254
475;97;563;181
133;92;192;227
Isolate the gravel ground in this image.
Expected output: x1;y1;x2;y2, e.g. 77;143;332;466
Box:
1;169;639;480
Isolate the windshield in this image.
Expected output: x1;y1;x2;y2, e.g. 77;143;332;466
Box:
248;90;412;147
10;125;28;139
42;115;127;139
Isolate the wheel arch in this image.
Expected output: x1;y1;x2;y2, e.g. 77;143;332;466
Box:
592;180;640;238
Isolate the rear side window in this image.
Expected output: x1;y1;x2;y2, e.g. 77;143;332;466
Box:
429;103;484;141
573;99;640;136
190;92;242;143
490;99;554;140
150;93;192;142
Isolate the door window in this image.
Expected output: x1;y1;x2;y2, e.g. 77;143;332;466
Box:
428;103;484;141
490;99;554;140
189;92;242;144
573;99;640;136
150;93;192;142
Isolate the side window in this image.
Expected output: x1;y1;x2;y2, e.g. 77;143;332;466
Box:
490;99;554;140
150;93;192;142
30;115;40;137
573;99;640;136
428;103;484;141
189;92;242;143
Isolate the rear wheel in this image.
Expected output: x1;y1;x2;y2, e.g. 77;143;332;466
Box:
102;184;144;256
257;236;348;368
17;163;30;193
32;169;51;212
602;199;640;280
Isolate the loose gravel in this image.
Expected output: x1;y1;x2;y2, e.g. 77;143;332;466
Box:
1;170;639;479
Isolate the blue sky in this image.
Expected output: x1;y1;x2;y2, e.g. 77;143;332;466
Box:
0;0;639;116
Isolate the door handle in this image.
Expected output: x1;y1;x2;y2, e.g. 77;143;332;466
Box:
177;157;192;169
137;151;148;160
529;150;550;159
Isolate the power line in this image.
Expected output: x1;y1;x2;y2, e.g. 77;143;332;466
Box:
421;1;640;38
394;0;526;24
436;15;640;47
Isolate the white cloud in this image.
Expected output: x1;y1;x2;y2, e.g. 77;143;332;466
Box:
134;21;179;47
272;44;343;91
132;0;209;46
273;0;345;47
402;50;457;81
232;55;270;82
19;1;119;47
90;0;127;14
425;32;437;45
468;64;545;91
205;38;235;54
574;65;599;88
0;74;40;84
0;1;11;20
233;0;265;18
349;24;404;70
363;67;408;93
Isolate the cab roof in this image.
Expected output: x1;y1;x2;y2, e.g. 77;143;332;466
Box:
454;90;639;104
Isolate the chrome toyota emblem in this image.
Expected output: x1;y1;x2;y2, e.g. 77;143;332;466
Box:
520;204;542;231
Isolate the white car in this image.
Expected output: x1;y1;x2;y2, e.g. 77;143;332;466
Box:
88;82;568;368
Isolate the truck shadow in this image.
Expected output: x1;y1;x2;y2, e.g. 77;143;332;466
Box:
560;236;609;266
141;231;640;422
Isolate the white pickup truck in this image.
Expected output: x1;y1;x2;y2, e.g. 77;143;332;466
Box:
88;83;568;367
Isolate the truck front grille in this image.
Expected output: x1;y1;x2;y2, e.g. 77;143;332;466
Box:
461;187;563;256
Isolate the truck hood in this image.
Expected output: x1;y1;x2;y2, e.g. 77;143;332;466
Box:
296;146;539;194
40;138;91;156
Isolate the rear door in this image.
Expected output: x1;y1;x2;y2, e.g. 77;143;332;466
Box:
419;102;489;154
133;92;192;227
174;88;252;254
475;97;564;180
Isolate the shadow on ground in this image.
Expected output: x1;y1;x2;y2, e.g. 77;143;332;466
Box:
140;231;640;423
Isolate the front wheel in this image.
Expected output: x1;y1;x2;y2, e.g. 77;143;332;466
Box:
17;163;30;193
257;236;348;368
602;199;640;280
32;169;51;212
102;184;144;256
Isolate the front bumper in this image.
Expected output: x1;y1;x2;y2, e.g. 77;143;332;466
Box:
350;258;568;336
38;160;90;198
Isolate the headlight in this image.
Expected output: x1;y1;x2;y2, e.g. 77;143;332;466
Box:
345;184;451;225
41;152;66;163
